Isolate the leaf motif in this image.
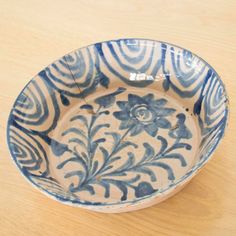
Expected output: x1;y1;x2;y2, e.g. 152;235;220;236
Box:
138;143;155;164
108;156;121;164
99;146;109;161
99;110;110;115
65;171;85;193
82;185;95;195
90;142;99;154
64;170;84;180
98;174;141;201
127;152;135;168
118;183;128;201
165;143;192;153
156;136;168;155
70;115;88;127
116;152;135;172
99;179;128;201
61;128;86;139
102;175;141;200
57;157;86;170
106;172;127;177
81;152;88;162
132;166;157;182
68;138;86;149
97;181;110;198
126;174;141;184
103;179;128;201
92;160;99;174
105;132;121;148
93;138;106;144
143;143;155;159
91;124;110;137
80;104;93;110
161;153;187;167
145;162;175;180
101;165;113;173
113;141;138;155
104;152;135;177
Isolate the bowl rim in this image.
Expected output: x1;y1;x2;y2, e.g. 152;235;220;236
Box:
6;38;230;208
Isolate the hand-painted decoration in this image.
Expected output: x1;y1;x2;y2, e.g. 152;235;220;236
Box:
8;39;228;212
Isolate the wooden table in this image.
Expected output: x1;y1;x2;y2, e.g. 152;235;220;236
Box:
0;0;235;235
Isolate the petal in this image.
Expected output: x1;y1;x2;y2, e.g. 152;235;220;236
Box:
156;118;171;129
116;101;128;109
113;111;129;120
130;124;143;136
128;94;146;106
142;93;154;102
153;98;167;107
155;108;176;116
119;119;134;130
144;123;159;137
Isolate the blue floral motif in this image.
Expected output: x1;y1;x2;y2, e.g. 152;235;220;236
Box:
169;113;192;140
113;94;175;137
52;91;193;201
11;84;193;202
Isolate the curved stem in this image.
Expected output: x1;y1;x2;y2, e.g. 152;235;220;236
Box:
110;127;132;157
87;126;134;181
87;106;102;173
158;137;181;157
102;137;183;177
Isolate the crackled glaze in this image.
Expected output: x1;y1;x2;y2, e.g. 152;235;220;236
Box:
7;39;228;212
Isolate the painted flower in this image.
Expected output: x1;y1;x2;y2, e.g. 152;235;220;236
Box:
113;93;175;137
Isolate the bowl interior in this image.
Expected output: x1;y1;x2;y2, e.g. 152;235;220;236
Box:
8;39;228;207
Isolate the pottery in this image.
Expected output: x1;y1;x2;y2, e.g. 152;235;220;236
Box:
7;39;229;213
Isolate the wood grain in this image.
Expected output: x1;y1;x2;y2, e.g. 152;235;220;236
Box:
0;0;236;235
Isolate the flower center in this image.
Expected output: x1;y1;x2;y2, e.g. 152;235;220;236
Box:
131;105;154;123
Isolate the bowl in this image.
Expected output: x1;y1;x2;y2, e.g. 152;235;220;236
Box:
7;39;229;213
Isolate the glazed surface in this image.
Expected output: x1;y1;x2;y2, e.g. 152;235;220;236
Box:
8;39;228;210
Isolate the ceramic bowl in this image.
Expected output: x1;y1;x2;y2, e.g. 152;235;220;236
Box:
7;39;229;213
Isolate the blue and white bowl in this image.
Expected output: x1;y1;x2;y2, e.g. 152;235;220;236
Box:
7;39;229;213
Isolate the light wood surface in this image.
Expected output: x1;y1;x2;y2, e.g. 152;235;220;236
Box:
0;0;236;235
